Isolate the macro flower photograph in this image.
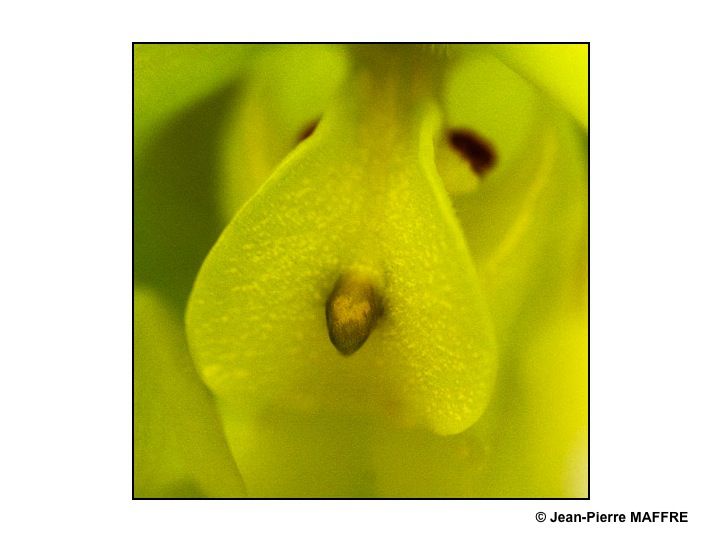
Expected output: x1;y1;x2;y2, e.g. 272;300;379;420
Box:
133;43;588;499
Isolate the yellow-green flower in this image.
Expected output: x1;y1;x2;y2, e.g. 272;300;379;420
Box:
134;43;588;498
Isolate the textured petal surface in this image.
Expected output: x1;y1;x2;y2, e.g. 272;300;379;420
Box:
186;64;497;439
218;45;350;221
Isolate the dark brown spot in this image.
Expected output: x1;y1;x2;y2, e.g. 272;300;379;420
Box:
297;118;320;143
448;128;496;176
325;271;383;356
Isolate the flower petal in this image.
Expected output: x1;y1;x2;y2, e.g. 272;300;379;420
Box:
186;66;497;437
218;45;350;222
490;44;588;130
134;287;246;497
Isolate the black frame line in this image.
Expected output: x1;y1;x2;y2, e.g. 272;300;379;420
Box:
132;41;590;501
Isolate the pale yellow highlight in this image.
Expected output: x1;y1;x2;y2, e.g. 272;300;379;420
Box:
485;129;558;275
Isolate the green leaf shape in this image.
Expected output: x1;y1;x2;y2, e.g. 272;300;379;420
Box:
134;286;246;498
490;44;588;130
218;45;350;222
186;61;497;438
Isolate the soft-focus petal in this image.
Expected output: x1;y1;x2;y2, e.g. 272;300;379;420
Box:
490;44;588;129
134;287;246;497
